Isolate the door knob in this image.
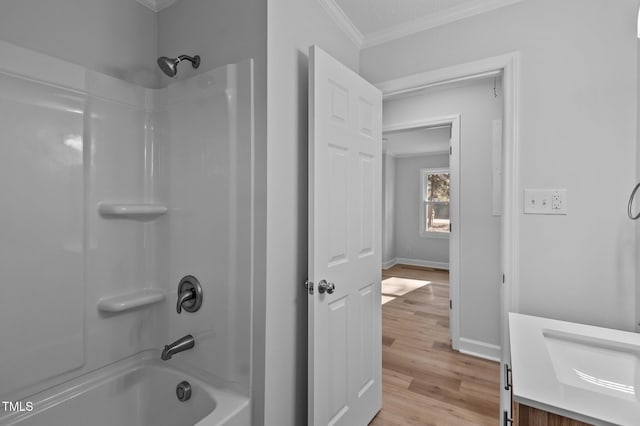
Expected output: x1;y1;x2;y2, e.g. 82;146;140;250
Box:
318;279;335;294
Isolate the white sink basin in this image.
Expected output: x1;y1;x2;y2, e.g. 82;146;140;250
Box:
509;313;640;425
543;328;640;401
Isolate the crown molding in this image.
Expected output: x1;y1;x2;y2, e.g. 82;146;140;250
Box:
362;0;524;48
388;149;450;158
317;0;364;48
136;0;178;13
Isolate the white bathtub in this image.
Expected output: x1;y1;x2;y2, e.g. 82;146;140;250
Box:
0;353;250;426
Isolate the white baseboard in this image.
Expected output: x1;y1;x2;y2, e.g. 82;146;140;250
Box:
395;257;449;271
459;338;500;362
382;258;398;269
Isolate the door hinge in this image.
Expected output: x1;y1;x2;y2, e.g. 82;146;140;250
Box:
449;146;452;155
449;222;452;232
449;300;452;310
504;363;512;391
502;273;505;284
304;280;314;295
503;410;513;425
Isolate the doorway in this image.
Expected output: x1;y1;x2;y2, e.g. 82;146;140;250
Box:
381;74;505;357
375;52;519;424
381;117;460;348
376;74;506;425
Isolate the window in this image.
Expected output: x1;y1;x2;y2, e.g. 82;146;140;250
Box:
420;168;450;236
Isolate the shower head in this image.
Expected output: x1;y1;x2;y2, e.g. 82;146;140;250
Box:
157;54;201;78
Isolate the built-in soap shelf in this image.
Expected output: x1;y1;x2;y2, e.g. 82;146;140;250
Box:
98;202;168;219
97;289;166;313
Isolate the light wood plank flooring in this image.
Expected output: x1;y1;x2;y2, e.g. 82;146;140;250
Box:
370;264;500;425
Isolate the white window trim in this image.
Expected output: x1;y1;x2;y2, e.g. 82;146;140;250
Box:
420;167;450;239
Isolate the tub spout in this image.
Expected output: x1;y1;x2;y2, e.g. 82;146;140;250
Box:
161;334;194;360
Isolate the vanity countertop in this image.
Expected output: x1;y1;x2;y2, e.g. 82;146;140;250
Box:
509;312;640;426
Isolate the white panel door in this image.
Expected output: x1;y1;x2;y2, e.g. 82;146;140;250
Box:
308;45;382;426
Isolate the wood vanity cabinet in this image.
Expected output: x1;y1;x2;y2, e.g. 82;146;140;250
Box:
513;402;593;426
507;363;593;426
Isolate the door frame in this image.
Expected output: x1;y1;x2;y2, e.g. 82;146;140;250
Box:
382;115;461;350
375;52;520;424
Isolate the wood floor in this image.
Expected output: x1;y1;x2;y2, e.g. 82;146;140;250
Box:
370;264;500;426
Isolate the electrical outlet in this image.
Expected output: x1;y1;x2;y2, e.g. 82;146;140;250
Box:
551;190;567;213
524;189;567;215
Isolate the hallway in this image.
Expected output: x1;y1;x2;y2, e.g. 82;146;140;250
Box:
370;264;500;425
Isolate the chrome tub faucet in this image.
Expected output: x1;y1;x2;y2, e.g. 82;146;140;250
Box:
161;334;195;360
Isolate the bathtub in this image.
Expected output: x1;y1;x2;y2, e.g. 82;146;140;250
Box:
0;353;250;426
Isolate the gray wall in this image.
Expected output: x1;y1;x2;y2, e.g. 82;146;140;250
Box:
384;77;503;348
362;0;639;330
637;35;640;332
394;153;450;266
0;0;160;87
158;0;266;86
382;153;396;265
265;0;360;424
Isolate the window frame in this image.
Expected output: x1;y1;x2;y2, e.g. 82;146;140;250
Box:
419;167;450;239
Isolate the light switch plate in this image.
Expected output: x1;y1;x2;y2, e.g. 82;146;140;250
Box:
524;189;567;215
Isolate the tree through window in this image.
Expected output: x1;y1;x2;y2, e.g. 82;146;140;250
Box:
421;168;450;234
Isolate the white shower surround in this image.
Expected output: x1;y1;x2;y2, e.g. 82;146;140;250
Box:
0;40;253;425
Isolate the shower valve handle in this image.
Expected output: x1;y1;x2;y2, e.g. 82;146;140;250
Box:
177;289;195;314
176;275;203;314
